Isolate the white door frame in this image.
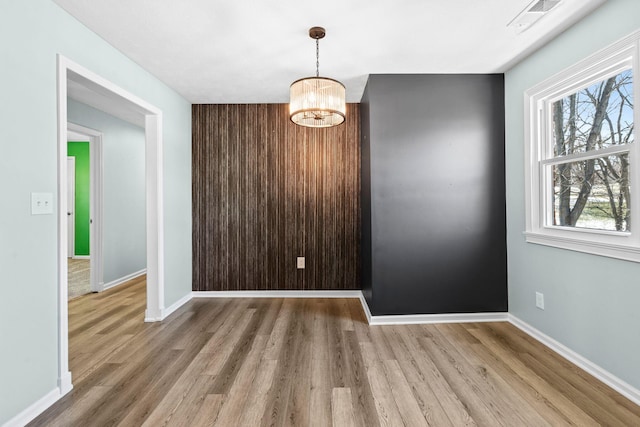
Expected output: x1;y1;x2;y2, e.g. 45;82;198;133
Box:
56;55;165;395
68;123;104;292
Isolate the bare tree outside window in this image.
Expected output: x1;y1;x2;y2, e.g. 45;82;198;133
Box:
551;70;634;231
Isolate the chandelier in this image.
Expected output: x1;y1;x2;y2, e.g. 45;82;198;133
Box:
289;27;346;128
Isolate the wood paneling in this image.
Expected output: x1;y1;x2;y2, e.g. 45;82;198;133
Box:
192;104;360;291
30;279;640;426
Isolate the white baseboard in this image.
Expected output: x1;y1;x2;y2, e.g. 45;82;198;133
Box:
71;255;90;260
192;290;363;298
58;371;73;395
161;292;193;320
357;293;508;325
369;311;508;325
508;314;640;406
359;293;373;324
144;292;193;322
103;268;146;291
144;308;162;323
2;387;62;427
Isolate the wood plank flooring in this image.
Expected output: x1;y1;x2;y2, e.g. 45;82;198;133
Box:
68;258;91;300
30;277;640;426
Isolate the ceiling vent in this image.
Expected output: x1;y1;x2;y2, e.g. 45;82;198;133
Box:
508;0;563;33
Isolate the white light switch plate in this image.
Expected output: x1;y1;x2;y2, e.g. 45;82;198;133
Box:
297;257;305;269
31;192;53;215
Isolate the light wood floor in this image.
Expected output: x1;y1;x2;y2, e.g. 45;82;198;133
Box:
30;277;640;426
68;258;91;300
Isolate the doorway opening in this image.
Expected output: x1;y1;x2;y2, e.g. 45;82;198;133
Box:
56;55;165;395
66;124;104;299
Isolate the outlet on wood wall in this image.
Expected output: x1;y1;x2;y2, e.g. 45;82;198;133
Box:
192;104;360;291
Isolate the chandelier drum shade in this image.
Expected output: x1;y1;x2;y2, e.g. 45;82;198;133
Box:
289;27;346;128
290;77;345;127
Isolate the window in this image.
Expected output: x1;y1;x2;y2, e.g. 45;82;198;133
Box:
524;31;640;262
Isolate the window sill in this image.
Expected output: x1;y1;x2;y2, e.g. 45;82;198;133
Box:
524;231;640;263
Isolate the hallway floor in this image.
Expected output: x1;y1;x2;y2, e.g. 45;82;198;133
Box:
68;258;90;299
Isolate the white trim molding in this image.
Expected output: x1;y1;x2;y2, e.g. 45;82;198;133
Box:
103;269;147;291
58;371;73;396
144;113;165;322
357;293;508;325
509;314;640;406
57;55;166;414
152;292;193;322
2;388;64;427
524;231;640;262
56;55;72;403
359;293;373;324
367;312;509;326
523;29;640;262
192;290;363;299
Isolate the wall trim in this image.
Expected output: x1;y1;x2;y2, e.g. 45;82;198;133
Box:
102;269;146;291
192;290;363;299
357;292;508;325
153;292;193;322
71;255;90;260
522;30;640;261
58;371;73;396
359;292;373;324
366;312;509;325
56;55;166;424
2;387;64;427
508;314;640;406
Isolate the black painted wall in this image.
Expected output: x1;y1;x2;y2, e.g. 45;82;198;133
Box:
360;90;373;305
361;74;507;316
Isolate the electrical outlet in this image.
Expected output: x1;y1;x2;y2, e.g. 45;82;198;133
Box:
535;292;545;310
297;257;305;269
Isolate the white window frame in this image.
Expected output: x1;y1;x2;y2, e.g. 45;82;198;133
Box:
524;30;640;262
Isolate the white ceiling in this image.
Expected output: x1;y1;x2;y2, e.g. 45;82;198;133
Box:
53;0;606;104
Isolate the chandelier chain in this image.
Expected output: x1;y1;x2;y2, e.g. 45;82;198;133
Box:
316;38;320;77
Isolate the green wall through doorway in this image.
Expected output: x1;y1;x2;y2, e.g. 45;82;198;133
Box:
68;141;90;256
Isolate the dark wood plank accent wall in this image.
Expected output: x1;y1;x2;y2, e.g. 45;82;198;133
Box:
192;104;360;291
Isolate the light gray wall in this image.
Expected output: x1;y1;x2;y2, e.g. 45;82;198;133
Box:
68;99;146;284
505;0;640;391
0;0;192;423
